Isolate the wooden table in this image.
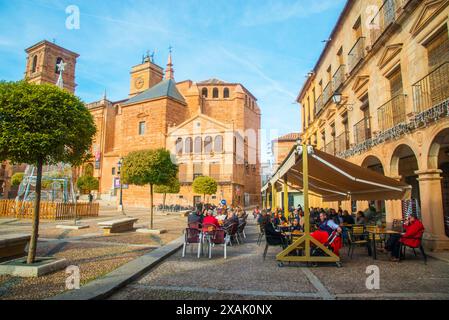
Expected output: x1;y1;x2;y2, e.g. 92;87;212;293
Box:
367;229;401;260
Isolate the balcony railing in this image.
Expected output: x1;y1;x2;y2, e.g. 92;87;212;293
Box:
324;139;336;156
332;64;346;92
369;0;398;46
315;94;324;115
354;117;372;145
412;62;449;114
377;94;407;132
335;131;350;154
348;37;366;74
322;81;333;107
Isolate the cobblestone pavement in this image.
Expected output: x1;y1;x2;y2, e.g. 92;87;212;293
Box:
0;206;186;300
110;218;449;300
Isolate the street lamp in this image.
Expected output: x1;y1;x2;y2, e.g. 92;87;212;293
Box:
332;92;342;105
117;157;125;215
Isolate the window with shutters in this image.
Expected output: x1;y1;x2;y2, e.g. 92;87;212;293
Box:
426;26;449;70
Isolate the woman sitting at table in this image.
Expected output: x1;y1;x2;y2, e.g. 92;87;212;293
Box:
264;216;289;249
356;211;366;225
386;213;424;262
202;210;220;228
342;210;355;225
291;218;301;232
311;212;343;256
272;213;281;226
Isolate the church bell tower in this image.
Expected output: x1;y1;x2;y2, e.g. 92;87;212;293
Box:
24;40;79;93
129;52;164;97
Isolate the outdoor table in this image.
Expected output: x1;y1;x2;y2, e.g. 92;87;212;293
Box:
367;229;401;260
283;231;304;244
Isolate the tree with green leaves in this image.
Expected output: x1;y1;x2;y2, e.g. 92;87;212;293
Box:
11;172;24;187
193;176;218;205
154;177;180;211
0;81;96;264
76;175;99;195
121;149;178;229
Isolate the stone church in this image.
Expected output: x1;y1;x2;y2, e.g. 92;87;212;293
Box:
6;40;262;208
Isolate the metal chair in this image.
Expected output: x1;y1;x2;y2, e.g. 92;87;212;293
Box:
399;234;427;264
208;229;230;259
256;224;265;246
182;228;202;258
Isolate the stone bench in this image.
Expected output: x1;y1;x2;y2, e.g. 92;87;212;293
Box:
0;234;31;262
98;218;139;235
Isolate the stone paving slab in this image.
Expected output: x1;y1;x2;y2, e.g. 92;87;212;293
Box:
48;235;184;300
109;218;449;300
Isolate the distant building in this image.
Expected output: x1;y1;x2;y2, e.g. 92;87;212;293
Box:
268;133;304;210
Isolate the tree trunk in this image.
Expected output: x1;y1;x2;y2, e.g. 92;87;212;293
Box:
150;184;154;230
27;158;43;264
163;193;167;211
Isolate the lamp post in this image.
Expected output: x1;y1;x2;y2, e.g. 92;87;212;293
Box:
117;157;124;215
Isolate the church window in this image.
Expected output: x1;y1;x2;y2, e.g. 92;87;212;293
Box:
185;138;193;153
194;137;202;154
223;88;230;98
204;136;213;153
213;88;219;98
55;57;63;74
31;55;38;73
138;121;146;135
175;138;183;155
202;88;208;98
214;135;223;153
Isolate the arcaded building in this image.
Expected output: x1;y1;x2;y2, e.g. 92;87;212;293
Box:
298;0;449;250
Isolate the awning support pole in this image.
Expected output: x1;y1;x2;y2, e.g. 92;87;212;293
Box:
283;176;289;218
276;144;340;264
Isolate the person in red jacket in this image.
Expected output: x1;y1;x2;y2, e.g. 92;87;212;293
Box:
202;210;220;229
387;213;425;261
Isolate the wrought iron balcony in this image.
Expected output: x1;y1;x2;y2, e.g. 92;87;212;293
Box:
377;94;407;132
324;139;336;156
348;37;366;74
354;117;372;145
335;131;350;154
315;94;324;116
369;0;398;46
412;62;449;114
322;81;333;107
332;64;346;92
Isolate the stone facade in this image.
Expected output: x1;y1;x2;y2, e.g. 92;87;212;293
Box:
297;0;449;250
85;58;261;208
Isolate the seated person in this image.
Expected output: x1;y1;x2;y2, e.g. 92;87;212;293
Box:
188;210;203;225
264;216;289;249
223;210;238;229
386;213;424;262
272;213;281;226
202;210;220;228
291;218;302;232
342;210;355;224
356;211;366;225
311;212;343;256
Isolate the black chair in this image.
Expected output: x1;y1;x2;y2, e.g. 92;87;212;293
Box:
263;233;287;260
399;234;427;264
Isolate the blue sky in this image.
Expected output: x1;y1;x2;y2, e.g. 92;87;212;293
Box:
0;0;346;162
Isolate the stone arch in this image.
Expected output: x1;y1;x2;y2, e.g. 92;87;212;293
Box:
390;144;421;204
427;127;449;170
201;88;208;98
361;155;385;174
